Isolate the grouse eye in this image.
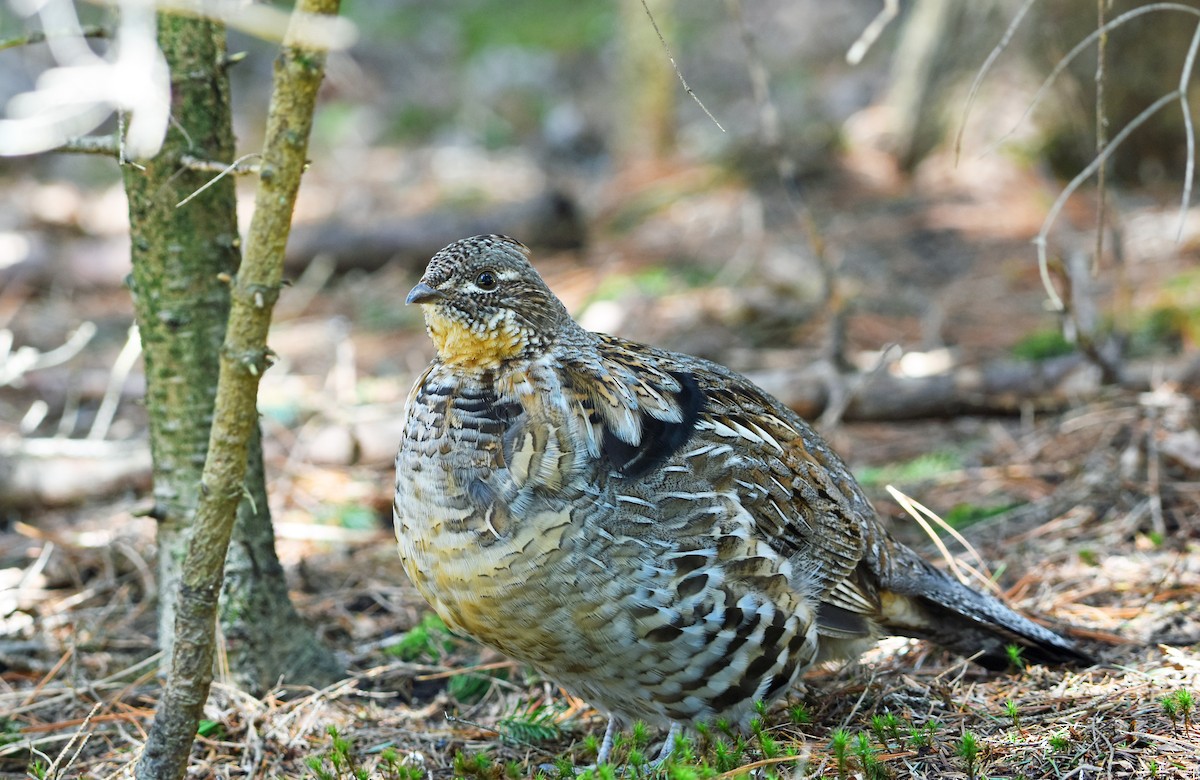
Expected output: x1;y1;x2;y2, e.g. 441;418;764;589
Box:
475;271;498;290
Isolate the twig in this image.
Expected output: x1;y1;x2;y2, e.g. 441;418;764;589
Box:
727;0;840;366
985;3;1200;158
819;343;899;429
638;0;724;132
1176;21;1200;241
1094;0;1108;276
0;322;96;387
153;0;357;50
1143;396;1166;538
1035;90;1180;310
0;24;109;52
180;153;261;174
415;660;517;682
955;0;1037;163
846;0;899;65
886;486;997;595
18;638;72;710
47;702;102;779
713;750;811;779
49;135;122;157
176;153;262;207
88;324;142;441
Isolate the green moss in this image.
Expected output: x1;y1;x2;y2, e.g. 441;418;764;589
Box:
857;451;961;488
589;265;720;303
456;0;613;55
1011;329;1075;361
943;502;1022;530
345;0;612;55
385;613;456;662
317;503;378;531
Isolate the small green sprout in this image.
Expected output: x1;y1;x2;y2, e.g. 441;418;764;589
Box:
712;737;744;773
829;728;851;780
871;712;902;749
789;703;812;725
1174;689;1194;731
630;720;649;748
1161;694;1180;727
451;750;493;778
497;700;562;745
1005;700;1020;729
907;718;940;750
758;731;779;759
957;730;980;780
1005;644;1025;670
850;731;889;780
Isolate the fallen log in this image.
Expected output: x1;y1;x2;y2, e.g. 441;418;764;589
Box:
748;352;1200;422
0;438;151;508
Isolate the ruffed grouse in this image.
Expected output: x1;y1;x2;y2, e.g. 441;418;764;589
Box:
394;235;1087;762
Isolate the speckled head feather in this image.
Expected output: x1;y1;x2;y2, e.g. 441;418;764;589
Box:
407;235;577;369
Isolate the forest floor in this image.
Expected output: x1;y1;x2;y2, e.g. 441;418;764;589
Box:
2;144;1199;778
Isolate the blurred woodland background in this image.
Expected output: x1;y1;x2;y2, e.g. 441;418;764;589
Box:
1;0;1199;777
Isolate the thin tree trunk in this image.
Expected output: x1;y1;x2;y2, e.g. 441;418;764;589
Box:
134;2;342;775
123;0;339;702
124;14;240;670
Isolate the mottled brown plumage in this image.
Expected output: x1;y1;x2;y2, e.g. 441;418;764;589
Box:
394;235;1087;757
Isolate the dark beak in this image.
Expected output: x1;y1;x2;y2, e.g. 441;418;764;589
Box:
406;282;444;305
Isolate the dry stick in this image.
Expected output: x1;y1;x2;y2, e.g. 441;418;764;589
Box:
1023;4;1200;312
88;324;141;441
886;486;997;594
985;3;1200;163
845;0;898;65
1094;0;1108;278
1035;90;1180;311
638;0;724;132
0;24;108;51
175;153;262;207
1175;21;1200;241
954;0;1037;164
51;135;122;157
133;1;340;778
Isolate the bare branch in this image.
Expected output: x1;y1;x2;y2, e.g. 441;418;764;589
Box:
986;3;1200;157
176;153;262;207
0;24;109;52
136;0;342;776
1036;90;1182;310
638;0;724;133
152;0;357;50
0;322;96;387
1094;0;1108;276
955;0;1037;163
50;134;122;156
846;0;899;65
1176;22;1200;241
88;325;142;441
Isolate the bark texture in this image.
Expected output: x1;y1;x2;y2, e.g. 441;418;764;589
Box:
130;5;342;778
124;15;241;664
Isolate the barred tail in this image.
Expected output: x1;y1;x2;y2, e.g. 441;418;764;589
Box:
878;553;1091;670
